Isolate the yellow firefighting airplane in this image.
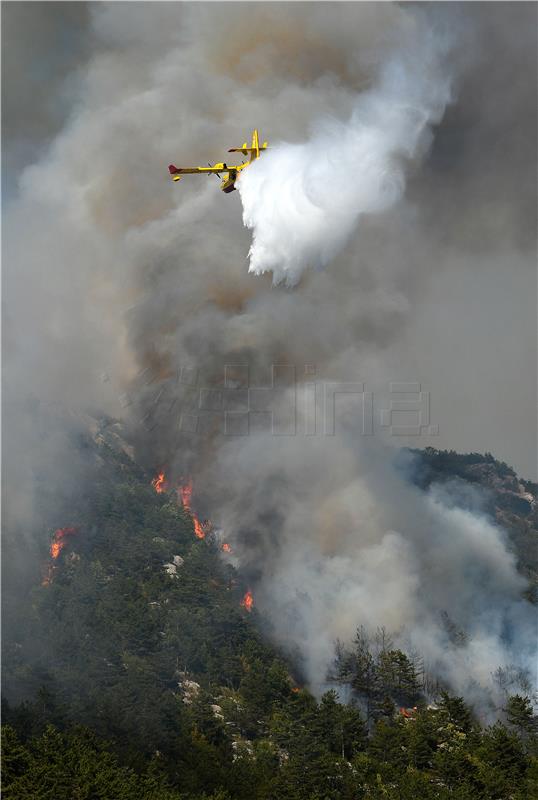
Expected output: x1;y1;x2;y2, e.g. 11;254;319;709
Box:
168;129;268;193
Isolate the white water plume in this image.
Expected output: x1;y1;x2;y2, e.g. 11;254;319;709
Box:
239;28;452;285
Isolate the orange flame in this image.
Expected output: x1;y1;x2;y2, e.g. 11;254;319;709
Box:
50;527;78;560
178;480;192;508
179;479;206;539
152;471;167;493
222;543;232;553
240;589;253;612
399;707;417;718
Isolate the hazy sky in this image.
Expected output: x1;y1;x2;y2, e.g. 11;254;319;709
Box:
3;1;536;478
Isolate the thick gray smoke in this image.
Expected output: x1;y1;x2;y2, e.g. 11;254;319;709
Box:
239;20;452;284
205;431;536;710
3;2;537;713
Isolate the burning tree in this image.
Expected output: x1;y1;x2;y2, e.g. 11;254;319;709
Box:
151;471;167;493
42;527;79;586
50;527;78;560
241;590;254;612
178;479;207;539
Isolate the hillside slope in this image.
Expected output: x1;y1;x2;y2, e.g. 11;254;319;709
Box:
2;425;537;799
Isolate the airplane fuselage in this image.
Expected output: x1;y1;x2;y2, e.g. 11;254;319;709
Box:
220;167;239;193
168;130;267;194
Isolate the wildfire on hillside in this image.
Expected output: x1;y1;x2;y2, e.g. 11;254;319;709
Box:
50;527;78;559
241;589;254;612
152;474;228;551
178;479;208;539
42;526;79;586
400;707;418;719
152;471;167;493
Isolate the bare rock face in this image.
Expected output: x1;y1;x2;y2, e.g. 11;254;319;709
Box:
163;562;178;578
163;555;184;578
178;677;201;705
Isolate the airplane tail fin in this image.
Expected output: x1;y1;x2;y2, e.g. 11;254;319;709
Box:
252;130;268;150
168;164;182;182
228;130;268;158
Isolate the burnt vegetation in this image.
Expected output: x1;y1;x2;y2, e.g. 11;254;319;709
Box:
2;437;537;799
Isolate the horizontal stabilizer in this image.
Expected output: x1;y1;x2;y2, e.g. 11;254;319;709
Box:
228;147;266;153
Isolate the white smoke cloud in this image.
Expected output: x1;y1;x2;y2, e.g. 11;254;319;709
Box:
208;429;535;714
239;24;453;285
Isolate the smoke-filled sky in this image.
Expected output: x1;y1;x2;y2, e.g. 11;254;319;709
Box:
3;2;537;709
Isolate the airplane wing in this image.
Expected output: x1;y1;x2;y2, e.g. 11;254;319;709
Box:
168;164;226;175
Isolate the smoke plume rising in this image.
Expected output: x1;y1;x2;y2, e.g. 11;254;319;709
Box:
204;431;536;710
3;2;537;714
